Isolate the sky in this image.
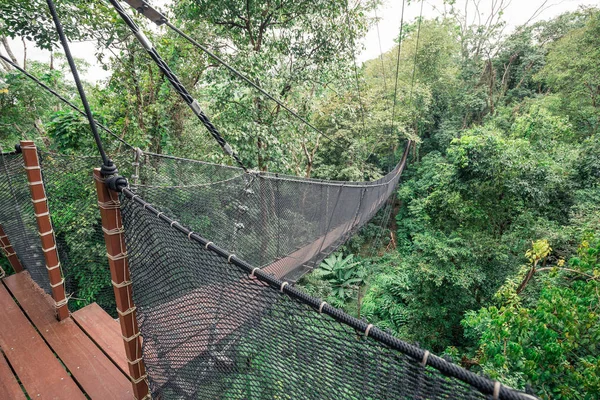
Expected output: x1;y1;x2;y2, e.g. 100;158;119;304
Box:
3;0;598;83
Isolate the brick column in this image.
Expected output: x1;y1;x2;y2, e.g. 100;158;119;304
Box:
20;140;69;320
0;224;24;273
93;169;149;399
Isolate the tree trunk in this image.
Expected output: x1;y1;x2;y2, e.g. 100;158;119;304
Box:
22;38;27;70
127;46;145;132
0;56;11;71
0;37;18;65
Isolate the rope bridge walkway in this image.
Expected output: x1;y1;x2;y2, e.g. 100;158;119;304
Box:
133;141;412;283
0;146;537;400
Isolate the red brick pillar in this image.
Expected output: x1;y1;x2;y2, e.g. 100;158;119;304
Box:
0;224;24;273
20;140;69;320
93;169;149;399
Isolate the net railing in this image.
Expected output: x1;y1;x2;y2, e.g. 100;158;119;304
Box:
120;189;536;400
0;150;49;291
0;148;136;312
39;151;135;313
134;142;411;283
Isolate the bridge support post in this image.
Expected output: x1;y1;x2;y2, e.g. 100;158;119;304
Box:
94;169;149;400
20;140;69;321
0;224;24;273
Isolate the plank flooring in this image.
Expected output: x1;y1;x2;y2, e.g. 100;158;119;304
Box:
0;271;132;399
0;349;26;400
72;302;129;375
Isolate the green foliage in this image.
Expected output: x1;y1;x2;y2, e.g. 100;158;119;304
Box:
302;253;366;309
173;0;379;172
2;3;600;397
314;253;366;301
47;110;95;153
1;62;64;146
463;236;600;399
536;10;600;135
0;0;119;51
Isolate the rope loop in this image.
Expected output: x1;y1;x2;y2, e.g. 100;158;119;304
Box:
250;267;259;278
106;252;128;261
117;306;137;317
492;381;502;400
122;331;141;342
54;297;69;308
42;245;57;253
364;324;374;338
188;231;194;241
130;374;148;385
38;229;54;237
46;263;61;272
420;350;430;367
280;281;289;292
493;381;501;400
102;226;124;236
49;278;65;288
127;356;144;365
98;200;120;210
205;241;213;249
318;302;327;314
112;279;132;289
228;254;236;264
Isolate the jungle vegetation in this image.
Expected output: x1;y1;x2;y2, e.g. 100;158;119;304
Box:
1;1;599;398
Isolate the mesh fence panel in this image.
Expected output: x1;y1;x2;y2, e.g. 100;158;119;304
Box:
0;152;49;291
120;194;534;400
39;151;134;314
134;143;410;282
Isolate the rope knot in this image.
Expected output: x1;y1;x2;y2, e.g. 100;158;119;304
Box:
100;160;118;177
105;175;128;192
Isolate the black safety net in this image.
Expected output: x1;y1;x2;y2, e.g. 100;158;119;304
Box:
0;151;50;291
133;142;411;283
38;150;134;313
119;190;535;400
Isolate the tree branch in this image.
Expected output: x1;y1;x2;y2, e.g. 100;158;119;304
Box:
1;36;19;66
536;267;598;280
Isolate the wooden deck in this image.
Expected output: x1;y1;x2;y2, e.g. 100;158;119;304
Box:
0;271;132;399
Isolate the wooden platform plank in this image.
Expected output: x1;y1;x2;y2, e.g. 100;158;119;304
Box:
0;283;85;400
0;351;26;400
4;273;132;400
72;302;129;375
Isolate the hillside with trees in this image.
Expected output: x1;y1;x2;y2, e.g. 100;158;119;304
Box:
1;1;598;398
